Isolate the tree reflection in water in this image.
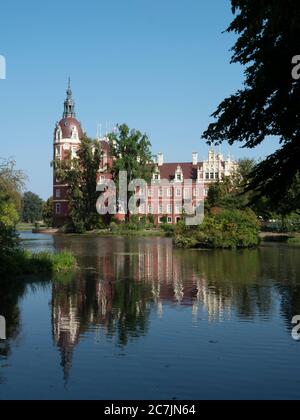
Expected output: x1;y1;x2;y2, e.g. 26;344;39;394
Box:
1;238;300;385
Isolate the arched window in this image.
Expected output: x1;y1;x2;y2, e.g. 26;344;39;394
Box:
56;128;62;141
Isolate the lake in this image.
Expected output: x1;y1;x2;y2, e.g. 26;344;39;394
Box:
1;233;300;400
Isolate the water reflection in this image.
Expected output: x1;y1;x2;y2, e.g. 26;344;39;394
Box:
46;237;300;382
2;235;300;393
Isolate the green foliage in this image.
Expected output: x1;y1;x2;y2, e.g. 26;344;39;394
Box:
202;0;300;207
147;215;155;225
0;223;20;257
0;201;20;228
22;191;44;223
287;237;300;246
54;136;103;232
174;209;260;249
161;223;176;236
0;159;26;258
174;235;198;249
108;124;154;221
0;158;26;215
206;159;276;220
280;213;300;233
42;197;54;227
0;250;77;277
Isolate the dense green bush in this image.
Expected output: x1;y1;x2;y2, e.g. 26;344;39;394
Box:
174;209;260;249
174;235;198;249
161;224;176;236
281;213;300;233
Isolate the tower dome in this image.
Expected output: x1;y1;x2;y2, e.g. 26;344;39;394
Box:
55;78;83;141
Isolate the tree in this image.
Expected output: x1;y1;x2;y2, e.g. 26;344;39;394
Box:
22;192;44;223
206;159;255;209
43;197;54;227
202;0;300;206
0;159;26;257
108;124;153;221
0;158;26;215
54;136;103;232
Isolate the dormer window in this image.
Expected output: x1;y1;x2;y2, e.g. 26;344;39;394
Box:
153;166;161;181
175;165;183;183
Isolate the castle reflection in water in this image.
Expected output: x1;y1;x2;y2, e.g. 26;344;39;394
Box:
51;236;292;382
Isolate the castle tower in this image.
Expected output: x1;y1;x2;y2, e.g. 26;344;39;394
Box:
53;80;83;227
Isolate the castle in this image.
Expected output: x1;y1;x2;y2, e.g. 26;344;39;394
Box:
53;82;238;227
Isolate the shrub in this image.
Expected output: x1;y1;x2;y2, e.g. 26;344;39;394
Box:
161;224;176;236
281;213;300;233
174;235;198;249
174;209;260;249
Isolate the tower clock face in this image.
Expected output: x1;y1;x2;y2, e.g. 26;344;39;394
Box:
64;121;69;127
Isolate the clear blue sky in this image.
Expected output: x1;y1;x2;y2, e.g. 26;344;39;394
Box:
0;0;277;199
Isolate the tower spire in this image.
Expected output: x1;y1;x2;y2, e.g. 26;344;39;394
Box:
63;78;76;118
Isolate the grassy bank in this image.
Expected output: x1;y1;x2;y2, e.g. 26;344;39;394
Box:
95;228;166;237
0;250;77;276
16;223;35;231
287;237;300;246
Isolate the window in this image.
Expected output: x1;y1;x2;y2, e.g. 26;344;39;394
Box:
72;146;77;157
159;217;165;224
168;217;172;224
55;203;61;215
159;204;163;214
159;187;163;197
176;188;181;197
215;173;219;179
177;174;182;181
175;204;182;214
184;188;190;199
148;188;153;198
205;173;209;180
167;188;173;197
72;128;78;140
56;189;61;199
167;204;173;214
210;173;214;180
56;146;61;157
148;204;153;214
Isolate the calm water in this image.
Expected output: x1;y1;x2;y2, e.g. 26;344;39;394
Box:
1;233;300;400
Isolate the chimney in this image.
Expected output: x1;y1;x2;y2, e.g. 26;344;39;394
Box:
192;152;198;166
157;153;164;166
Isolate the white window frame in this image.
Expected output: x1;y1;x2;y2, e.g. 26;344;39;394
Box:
184;188;190;199
175;204;182;214
176;188;181;197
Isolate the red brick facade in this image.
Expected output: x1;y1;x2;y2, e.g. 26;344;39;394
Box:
53;83;237;227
